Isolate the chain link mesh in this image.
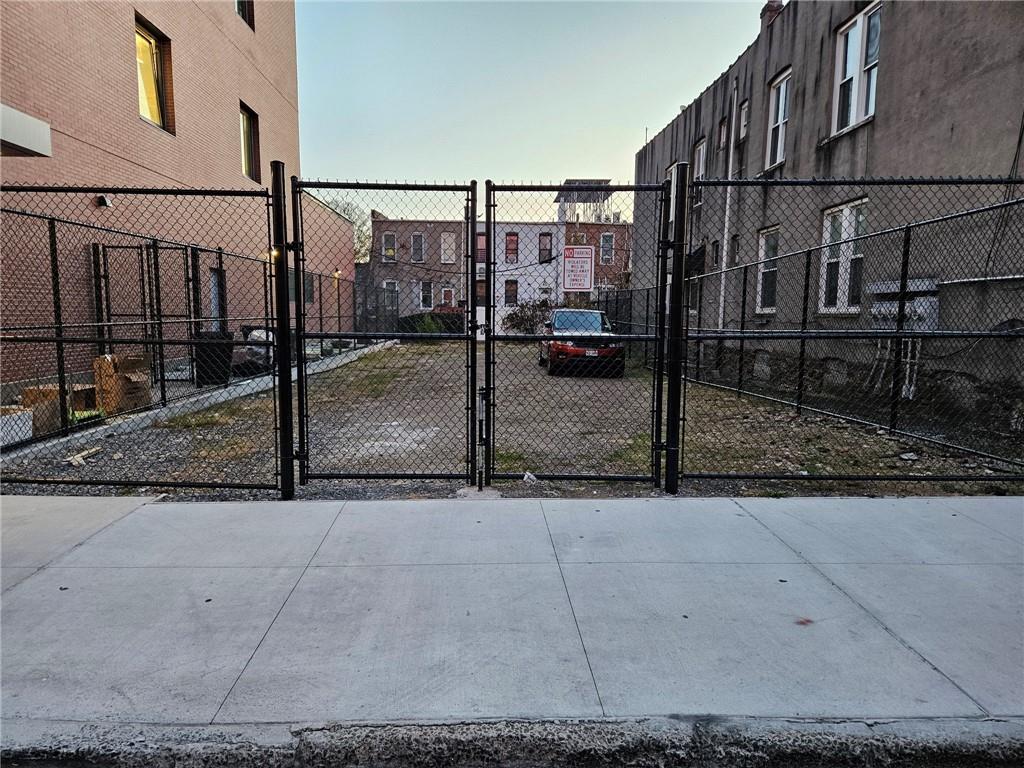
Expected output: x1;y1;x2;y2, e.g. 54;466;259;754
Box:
678;179;1024;481
1;187;280;490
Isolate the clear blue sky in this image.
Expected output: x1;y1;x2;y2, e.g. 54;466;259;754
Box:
295;1;761;183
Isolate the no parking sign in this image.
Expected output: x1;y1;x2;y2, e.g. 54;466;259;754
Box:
562;246;594;291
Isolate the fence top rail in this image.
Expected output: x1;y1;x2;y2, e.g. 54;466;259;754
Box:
0;206;270;264
491;182;666;193
294;179;473;192
692;176;1024;187
0;184;269;197
685;196;1024;282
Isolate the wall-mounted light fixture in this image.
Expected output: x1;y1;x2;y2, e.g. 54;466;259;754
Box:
95;195;112;208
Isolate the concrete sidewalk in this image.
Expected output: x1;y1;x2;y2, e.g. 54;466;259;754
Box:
1;494;1022;765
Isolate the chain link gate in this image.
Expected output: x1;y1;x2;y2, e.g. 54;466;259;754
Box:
483;181;671;485
290;179;478;485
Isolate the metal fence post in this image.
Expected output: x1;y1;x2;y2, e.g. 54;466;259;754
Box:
652;180;671;488
467;181;478;487
270;161;295;500
483;180;494;485
150;239;167;407
48;219;69;435
664;163;689;495
737;264;749;394
290;176;308;485
889;226;912;432
796;249;812;413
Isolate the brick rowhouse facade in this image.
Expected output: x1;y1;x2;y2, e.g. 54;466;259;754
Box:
1;1;355;388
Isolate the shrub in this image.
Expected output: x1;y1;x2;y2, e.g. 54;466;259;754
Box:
502;299;559;334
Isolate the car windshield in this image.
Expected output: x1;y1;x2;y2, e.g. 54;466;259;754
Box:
552;311;608;332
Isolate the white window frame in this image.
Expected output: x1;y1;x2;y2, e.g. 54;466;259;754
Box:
538;231;553;263
833;3;880;134
419;280;433;310
410;232;425;263
819;199;868;314
756;227;780;314
504;231;519;264
382;279;398;312
766;70;791;170
503;279;518;307
692;139;707;205
381;231;397;262
600;232;614;265
738;100;749;140
717;118;728;151
440;231;458;264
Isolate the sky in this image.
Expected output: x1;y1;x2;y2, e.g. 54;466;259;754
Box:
295;1;761;184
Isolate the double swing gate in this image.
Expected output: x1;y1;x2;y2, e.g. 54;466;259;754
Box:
2;162;1022;498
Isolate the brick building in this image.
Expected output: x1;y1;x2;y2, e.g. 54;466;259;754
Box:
0;1;356;391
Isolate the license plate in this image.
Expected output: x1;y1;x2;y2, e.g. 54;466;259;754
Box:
585;349;598;357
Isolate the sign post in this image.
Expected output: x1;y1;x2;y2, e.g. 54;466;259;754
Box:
561;245;594;292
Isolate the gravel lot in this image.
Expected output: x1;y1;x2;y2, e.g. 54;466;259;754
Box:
3;340;1020;500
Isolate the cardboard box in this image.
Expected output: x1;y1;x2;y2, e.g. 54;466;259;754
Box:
93;354;153;415
20;384;98;436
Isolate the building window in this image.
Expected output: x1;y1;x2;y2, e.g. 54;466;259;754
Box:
766;71;790;169
820;200;867;312
504;232;519;264
756;228;780;313
419;281;433;310
600;233;614;265
381;232;397;262
441;286;455;306
411;233;425;263
135;20;172;131
738;100;749;140
475;232;486;262
504;279;518;307
382;280;398;312
240;102;260;182
729;234;739;266
538;232;553;262
692;139;707;205
236;0;255;29
834;4;880;133
717;118;728;151
440;231;458;264
288;269;314;305
711;240;720;267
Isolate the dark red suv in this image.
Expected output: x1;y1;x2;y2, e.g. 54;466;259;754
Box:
538;309;625;378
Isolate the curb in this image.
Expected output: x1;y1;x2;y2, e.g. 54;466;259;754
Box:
3;716;1023;767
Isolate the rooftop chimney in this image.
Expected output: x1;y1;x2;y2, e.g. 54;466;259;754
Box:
760;0;785;32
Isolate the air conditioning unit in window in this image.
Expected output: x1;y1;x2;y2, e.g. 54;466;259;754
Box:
866;279;939;331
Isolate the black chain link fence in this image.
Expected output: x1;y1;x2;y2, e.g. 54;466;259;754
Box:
677;178;1024;482
0;185;283;491
291;181;476;482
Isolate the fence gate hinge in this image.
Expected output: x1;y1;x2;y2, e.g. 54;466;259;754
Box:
286;240;303;253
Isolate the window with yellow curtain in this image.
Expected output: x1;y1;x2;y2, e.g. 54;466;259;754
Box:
136;26;162;126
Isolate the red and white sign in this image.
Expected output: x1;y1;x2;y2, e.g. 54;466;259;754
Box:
562;245;594;292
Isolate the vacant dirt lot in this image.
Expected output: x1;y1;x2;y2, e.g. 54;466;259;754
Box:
3;341;1020;500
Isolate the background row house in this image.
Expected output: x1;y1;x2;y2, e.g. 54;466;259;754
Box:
358;180;635;333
